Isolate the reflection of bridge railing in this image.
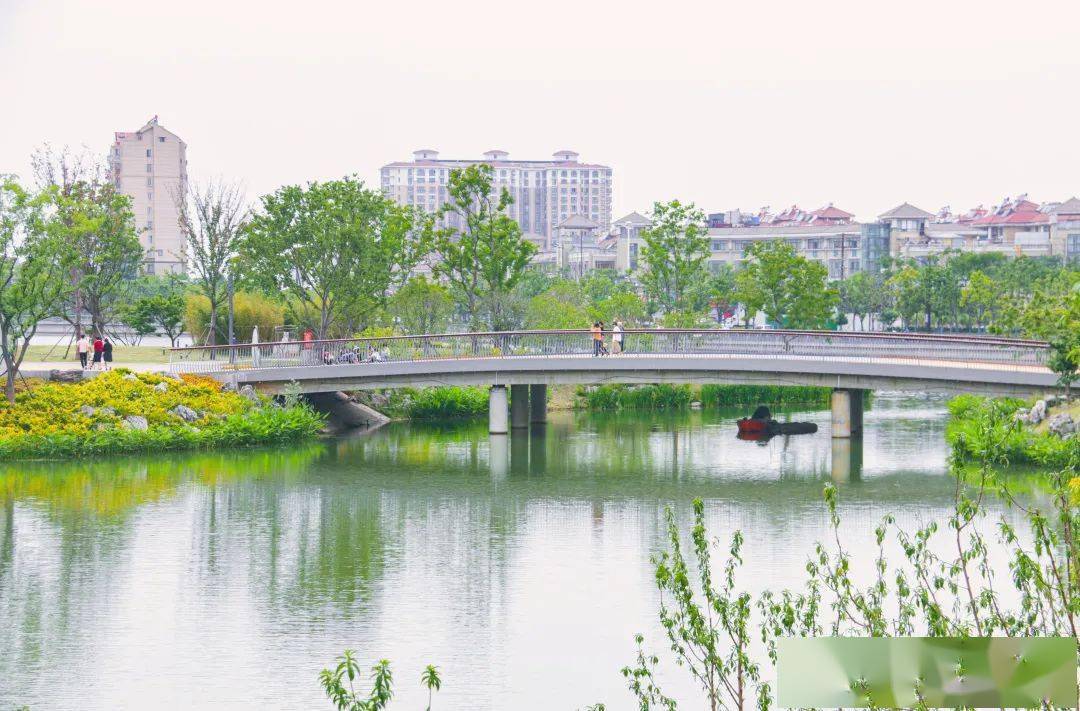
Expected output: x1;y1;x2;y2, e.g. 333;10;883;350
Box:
168;329;1050;374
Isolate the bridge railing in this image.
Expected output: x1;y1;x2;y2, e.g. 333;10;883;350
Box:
167;329;1050;374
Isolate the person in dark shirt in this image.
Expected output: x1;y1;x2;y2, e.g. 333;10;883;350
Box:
102;337;114;371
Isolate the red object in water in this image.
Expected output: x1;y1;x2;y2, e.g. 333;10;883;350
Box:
736;418;768;434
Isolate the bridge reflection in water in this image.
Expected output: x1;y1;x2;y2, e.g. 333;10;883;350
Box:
168;329;1058;438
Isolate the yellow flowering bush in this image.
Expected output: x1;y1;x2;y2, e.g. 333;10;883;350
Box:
0;370;324;459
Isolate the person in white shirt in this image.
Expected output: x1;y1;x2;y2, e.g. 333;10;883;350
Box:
76;334;90;370
612;321;624;354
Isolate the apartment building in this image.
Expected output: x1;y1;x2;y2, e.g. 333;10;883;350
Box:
380;149;612;249
109;116;187;274
704;204;885;279
882;195;1078;263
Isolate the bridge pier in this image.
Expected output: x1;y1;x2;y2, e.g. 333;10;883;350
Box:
830;388;865;438
489;385;508;434
529;384;547;424
511;384;530;429
830;437;863;482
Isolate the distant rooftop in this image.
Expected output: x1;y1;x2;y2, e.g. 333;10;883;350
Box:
878;202;935;220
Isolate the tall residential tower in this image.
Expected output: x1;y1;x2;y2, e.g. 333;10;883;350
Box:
109;116;187;274
380;149;612;250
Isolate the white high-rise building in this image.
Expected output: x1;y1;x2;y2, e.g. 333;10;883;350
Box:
109;116;187;274
380;149;613;250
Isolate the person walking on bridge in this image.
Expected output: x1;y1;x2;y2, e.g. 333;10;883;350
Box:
612;321;624;354
590;322;603;356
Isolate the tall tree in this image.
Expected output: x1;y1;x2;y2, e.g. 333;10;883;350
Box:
32;144;139;338
735;241;837;329
0;180;74;401
959;270;1002;330
639;200;710;314
389;275;454;335
179;180;248;345
56;181;143;335
432;165;536;330
242;177;426;339
887;256;960;330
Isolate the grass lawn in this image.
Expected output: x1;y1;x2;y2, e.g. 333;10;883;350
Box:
22;344;172;364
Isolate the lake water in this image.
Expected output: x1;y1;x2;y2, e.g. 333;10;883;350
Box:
0;394;1023;709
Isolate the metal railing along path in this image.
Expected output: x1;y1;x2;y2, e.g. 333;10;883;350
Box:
167;329;1050;375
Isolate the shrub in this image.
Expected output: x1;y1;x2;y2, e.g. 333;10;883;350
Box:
0;370;323;459
184;291;285;345
400;386;490;420
578;384;692;410
699;384;837;408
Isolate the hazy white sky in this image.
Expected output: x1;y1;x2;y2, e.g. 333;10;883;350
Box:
2;0;1078;221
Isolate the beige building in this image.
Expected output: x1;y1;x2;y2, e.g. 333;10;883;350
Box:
706;222;869;279
1050;197;1080;264
883;196;1074;262
380;149;612;249
109;116;187;274
612;211;652;272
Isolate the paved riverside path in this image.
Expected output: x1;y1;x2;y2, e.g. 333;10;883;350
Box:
20;362;168;377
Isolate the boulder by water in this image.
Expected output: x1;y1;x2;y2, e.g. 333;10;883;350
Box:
1047;413;1076;438
123;415;148;431
170;404;199;423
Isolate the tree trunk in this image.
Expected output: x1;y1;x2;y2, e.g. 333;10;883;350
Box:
207;302;217;346
5;370;15;404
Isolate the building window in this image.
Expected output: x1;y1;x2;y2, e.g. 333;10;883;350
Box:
147;163;152;172
147;177;153;187
158;137;165;142
146;149;152;158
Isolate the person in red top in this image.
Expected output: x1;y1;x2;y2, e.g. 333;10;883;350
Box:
91;335;104;370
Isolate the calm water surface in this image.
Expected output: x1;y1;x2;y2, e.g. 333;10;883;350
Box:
0;394;1021;709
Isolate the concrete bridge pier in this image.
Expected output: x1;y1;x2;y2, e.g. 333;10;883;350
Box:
830;437;864;482
510;384;530;429
489;385;508;434
529;384;547;424
830;388;865;438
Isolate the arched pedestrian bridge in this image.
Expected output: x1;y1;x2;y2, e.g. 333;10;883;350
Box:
169;329;1059;437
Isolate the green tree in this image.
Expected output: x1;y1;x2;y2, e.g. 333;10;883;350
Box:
887;257;960;330
702;263;737;323
639;200;710;314
319;651;441;711
51;180;143;336
179;181;249;345
242;177;427;339
735;241;837;328
591;291;647;327
120;289;186;346
526;291;589;329
959;269;1002;329
0;180;74;401
389;276;454;335
420;665;442;711
432;165;536;330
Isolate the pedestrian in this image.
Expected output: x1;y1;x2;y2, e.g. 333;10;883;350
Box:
102;337;113;371
91;334;104;370
590;321;603;356
76;333;90;369
612;321;624;354
598;321;609;355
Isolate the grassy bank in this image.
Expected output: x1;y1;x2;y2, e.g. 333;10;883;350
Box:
353;383;862;418
0;370;323;459
576;383;863;411
946;394;1077;468
21;344;171;364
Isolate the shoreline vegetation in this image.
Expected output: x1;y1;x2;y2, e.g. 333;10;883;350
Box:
947;393;1078;469
353;383;859;420
0;370;323;460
